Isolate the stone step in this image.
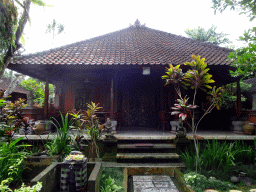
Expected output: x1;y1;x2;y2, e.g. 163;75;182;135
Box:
116;153;180;160
117;139;174;144
117;143;176;149
102;162;186;168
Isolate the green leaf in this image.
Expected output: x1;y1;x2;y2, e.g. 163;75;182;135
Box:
20;34;25;45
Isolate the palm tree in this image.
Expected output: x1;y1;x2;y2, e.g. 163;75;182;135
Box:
45;19;64;40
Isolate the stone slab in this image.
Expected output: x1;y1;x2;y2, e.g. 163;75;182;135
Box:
133;175;179;192
116;153;180;159
117;144;176;149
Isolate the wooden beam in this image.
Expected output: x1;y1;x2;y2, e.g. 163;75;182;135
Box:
110;78;114;119
44;78;49;119
236;80;242;119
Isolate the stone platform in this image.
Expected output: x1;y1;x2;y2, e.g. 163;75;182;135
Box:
13;127;256;141
133;175;179;192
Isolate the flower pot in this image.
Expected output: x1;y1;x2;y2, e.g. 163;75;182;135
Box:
170;121;178;133
243;122;255;135
232;121;244;133
111;120;117;133
33;120;46;135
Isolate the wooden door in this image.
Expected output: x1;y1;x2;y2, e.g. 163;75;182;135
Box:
120;74;159;127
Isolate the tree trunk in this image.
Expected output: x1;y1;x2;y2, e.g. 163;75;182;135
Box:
0;0;31;79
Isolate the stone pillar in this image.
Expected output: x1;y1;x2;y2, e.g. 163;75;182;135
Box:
236;80;242;119
44;78;49;119
252;93;256;110
53;81;63;110
110;78;114;120
26;90;34;108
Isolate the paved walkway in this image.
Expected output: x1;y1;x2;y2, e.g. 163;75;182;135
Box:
14;127;256;140
133;175;179;192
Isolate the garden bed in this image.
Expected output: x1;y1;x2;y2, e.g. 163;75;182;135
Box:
30;162;102;192
180;139;256;192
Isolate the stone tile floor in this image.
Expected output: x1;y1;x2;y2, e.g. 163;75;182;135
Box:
133;175;179;192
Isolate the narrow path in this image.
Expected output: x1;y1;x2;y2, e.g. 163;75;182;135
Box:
133;175;179;192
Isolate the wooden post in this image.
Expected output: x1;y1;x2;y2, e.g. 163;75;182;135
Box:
236;80;242;119
110;78;114;120
44;78;49;119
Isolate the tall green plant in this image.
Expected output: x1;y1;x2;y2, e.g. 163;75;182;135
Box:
0;137;30;183
45;112;73;159
70;102;103;161
181;140;256;173
162;55;222;172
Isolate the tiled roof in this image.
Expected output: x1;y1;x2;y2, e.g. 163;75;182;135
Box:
11;21;233;66
0;77;29;94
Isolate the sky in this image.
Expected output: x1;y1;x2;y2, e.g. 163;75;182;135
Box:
23;0;256;54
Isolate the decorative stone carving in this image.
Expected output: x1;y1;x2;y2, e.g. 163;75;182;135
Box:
176;119;187;138
27;90;34;108
104;118;114;138
252;94;256;110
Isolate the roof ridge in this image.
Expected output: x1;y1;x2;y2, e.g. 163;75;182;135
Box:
15;24;233;60
143;27;234;53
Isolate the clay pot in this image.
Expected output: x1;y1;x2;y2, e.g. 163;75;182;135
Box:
33;120;46;135
243;122;255;135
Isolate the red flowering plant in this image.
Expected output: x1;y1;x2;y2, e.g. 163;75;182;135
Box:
162;55;222;172
0;98;27;143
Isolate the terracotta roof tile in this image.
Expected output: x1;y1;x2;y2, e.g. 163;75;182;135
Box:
10;22;233;66
0;77;29;94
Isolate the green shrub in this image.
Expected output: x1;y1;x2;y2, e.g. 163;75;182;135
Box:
100;167;123;192
181;140;256;173
184;172;236;192
0;137;30;183
0;178;42;192
45;112;74;159
100;175;123;192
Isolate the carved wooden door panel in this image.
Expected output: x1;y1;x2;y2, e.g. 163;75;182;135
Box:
121;75;158;127
75;89;93;110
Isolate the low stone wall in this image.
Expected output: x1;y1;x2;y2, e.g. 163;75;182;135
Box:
174;169;194;192
30;162;60;192
87;162;102;192
30;162;102;192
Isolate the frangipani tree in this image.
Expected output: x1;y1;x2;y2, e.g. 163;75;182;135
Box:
162;55;222;172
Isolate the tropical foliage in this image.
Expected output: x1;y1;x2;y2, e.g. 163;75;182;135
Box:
45;19;65;40
162;55;222;172
20;77;54;107
0;0;46;78
100;167;124;192
212;0;256;79
184;172;236;192
45;112;74;159
228;43;256;78
185;25;232;46
0;98;27;142
70;102;104;161
212;0;256;21
220;81;252;109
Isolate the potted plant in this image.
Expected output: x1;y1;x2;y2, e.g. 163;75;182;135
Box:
44;112;74;161
69;102;104;161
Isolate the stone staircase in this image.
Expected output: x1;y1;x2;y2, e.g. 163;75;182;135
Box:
116;139;181;164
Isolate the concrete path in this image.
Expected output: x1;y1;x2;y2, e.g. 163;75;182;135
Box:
133;175;179;192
